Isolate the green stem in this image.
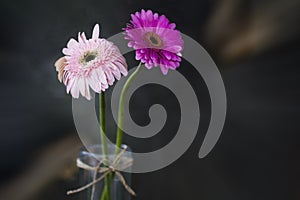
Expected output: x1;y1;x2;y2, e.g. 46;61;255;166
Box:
100;92;110;200
100;92;108;158
100;185;108;200
115;62;143;154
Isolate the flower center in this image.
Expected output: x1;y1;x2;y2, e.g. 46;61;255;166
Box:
80;51;98;66
144;32;163;48
85;54;96;62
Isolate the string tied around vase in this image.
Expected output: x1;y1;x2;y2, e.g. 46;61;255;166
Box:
67;147;136;200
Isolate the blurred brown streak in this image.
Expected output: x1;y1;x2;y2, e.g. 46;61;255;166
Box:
205;0;300;63
0;134;82;200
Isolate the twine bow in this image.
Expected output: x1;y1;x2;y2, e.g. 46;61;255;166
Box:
67;148;136;200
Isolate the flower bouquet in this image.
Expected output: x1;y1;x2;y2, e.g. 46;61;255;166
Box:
54;9;183;200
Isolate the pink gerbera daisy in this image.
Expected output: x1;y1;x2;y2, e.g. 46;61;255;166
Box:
124;9;184;75
54;24;128;100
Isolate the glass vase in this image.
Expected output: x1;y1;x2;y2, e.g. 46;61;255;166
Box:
78;144;132;200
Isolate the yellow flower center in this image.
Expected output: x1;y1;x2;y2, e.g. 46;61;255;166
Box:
144;32;163;48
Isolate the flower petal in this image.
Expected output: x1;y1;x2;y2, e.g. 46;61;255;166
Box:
67;38;78;48
92;24;100;40
54;57;67;82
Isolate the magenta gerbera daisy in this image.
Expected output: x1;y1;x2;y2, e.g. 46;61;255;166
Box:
124;9;184;75
54;24;128;100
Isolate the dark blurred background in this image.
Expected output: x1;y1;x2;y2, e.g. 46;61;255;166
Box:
0;0;300;199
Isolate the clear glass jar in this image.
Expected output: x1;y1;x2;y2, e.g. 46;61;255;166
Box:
78;144;132;200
